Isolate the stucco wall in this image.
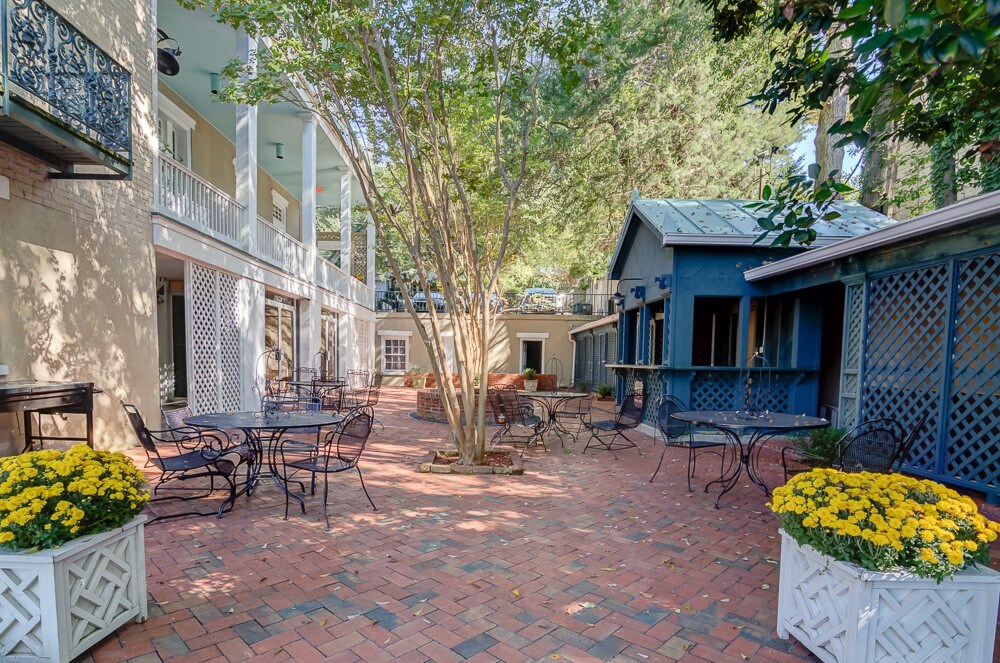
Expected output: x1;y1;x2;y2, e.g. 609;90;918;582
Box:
0;0;159;453
375;313;591;387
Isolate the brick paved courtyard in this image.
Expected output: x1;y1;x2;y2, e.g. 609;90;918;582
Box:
87;388;1000;662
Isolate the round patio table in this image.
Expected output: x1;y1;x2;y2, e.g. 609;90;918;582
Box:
285;379;346;410
671;410;828;508
518;391;585;446
184;411;343;510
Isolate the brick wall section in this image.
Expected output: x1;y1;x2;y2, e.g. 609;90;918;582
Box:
415;389;498;424
405;372;557;390
0;0;157;453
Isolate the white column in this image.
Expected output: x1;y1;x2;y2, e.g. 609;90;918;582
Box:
366;210;375;288
300;114;317;258
235;30;258;254
239;278;265;409
297;296;321;375
338;312;353;376
340;169;352;277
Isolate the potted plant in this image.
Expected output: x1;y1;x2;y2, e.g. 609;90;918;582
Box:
522;367;538;392
771;469;1000;663
0;445;150;662
787;427;845;467
593;384;614;401
406;365;426;389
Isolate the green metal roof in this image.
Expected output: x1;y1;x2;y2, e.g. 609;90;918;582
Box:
632;196;892;247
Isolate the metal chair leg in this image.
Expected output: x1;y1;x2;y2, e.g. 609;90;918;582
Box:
322;474;331;531
357;466;377;511
650;443;668;483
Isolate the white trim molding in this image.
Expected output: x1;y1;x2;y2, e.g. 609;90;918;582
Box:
380;333;410;375
515;332;550;339
377;330;413;337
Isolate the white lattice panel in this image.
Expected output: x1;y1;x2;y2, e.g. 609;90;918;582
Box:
777;530;1000;663
186;263;242;413
0;517;147;663
353;318;372;372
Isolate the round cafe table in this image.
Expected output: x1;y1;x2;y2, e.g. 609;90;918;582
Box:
671;410;828;508
184;411;343;510
517;391;584;446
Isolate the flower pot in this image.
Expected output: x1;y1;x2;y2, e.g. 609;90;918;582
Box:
777;529;1000;663
411;375;426;389
523;379;538;392
0;515;148;662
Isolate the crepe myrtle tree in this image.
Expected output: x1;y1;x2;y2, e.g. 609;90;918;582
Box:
192;0;610;464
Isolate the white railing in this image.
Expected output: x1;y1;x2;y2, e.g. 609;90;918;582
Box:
255;216;311;275
156;155;244;246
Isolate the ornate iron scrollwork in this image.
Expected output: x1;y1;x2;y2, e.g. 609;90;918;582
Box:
4;0;131;159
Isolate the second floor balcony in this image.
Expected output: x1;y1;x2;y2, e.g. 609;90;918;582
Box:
152;0;372;305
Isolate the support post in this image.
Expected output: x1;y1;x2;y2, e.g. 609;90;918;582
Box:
239;278;265;409
340;170;352;277
366;210;376;288
301;114;317;263
235;30;258;254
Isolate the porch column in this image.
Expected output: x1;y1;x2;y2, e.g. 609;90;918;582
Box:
837;275;867;429
298;295;322;376
235;30;258;254
338;311;353;377
239;278;265;409
340;169;352;277
300;114;318;264
366;210;376;288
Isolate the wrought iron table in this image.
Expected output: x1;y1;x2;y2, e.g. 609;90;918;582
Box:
518;391;585;446
184;411;343;510
285;379;346;410
671;410;828;508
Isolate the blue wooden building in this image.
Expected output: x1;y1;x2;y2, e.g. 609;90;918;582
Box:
595;190;999;502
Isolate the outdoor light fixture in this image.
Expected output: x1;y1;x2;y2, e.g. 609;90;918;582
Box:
275;143;285;159
156;29;182;76
210;73;220;94
610;278;642;310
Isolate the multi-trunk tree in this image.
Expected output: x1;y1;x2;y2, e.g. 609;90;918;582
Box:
194;0;610;464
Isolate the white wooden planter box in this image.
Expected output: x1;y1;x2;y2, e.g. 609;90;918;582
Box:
777;528;1000;663
0;515;148;662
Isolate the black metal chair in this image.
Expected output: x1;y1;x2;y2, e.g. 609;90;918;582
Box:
276;406;377;529
123;402;251;520
650;396;730;490
781;418;905;481
491;389;545;454
551;394;593;445
891;413;929;472
583;391;645;457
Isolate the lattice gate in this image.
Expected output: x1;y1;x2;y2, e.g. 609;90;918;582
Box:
860;250;999;498
352;318;373;372
186;263;242;414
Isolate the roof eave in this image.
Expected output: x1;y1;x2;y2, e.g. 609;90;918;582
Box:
662;234;846;248
743;191;1000;282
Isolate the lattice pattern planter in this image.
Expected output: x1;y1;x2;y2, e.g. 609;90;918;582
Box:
777;529;999;663
0;516;148;662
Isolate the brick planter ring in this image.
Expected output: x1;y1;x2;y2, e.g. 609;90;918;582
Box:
415;388;498;425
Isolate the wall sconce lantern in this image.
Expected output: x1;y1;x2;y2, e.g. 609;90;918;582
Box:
210;73;220;95
275;143;285;160
156;29;182;76
610;278;642;310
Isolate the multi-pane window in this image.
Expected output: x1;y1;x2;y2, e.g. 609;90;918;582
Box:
264;295;296;381
383;337;407;373
271;190;289;232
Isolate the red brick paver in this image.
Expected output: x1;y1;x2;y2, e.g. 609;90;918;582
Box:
83;388;1000;662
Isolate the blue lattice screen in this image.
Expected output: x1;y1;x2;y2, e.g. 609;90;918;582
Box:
690;372;793;413
861;251;999;498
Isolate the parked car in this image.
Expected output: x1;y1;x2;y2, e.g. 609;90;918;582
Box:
519;288;561;313
412;291;446;312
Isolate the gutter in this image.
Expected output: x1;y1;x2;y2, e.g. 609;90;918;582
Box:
744;192;1000;282
568;314;617;337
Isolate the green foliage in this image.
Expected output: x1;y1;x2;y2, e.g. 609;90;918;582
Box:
522;367;538;379
699;0;1000;238
793;427;846;463
594;384;614;398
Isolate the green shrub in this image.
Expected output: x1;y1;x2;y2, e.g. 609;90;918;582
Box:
794;427;846;463
594;384;614;398
522;368;537;380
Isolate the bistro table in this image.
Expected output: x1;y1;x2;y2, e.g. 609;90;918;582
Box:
517;391;585;446
671;410;828;508
285;379;346;410
184;411;343;511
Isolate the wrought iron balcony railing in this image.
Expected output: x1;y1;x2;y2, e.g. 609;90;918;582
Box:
375;289;614;317
0;0;132;177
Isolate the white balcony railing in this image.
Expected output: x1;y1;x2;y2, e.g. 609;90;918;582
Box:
256;216;311;275
156;155;244;246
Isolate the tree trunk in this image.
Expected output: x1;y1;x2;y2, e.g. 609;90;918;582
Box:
859;89;898;215
814;33;850;183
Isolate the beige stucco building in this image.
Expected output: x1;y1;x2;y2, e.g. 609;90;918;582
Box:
0;0;375;454
375;312;601;387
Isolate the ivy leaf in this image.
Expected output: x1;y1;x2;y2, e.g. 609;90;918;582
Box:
884;0;907;28
958;29;987;59
837;1;872;19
